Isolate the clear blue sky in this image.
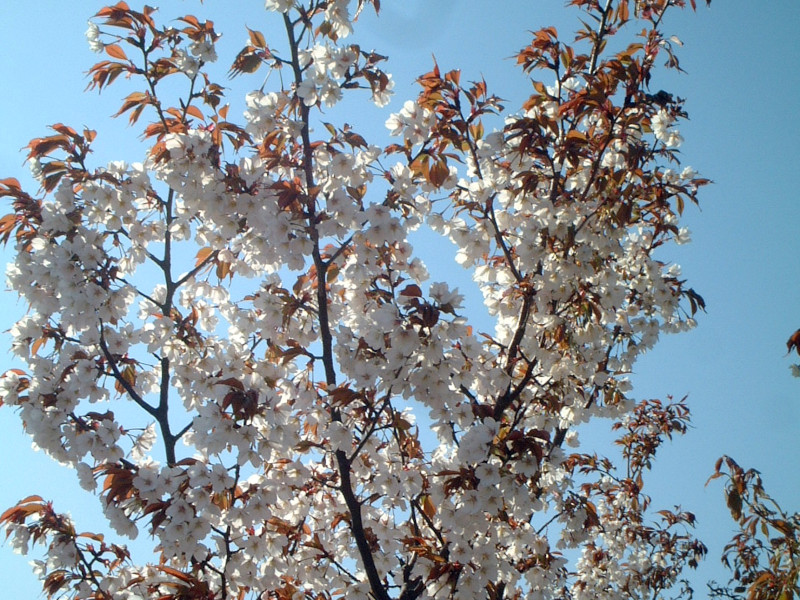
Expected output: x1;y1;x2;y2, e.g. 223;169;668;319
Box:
0;1;798;597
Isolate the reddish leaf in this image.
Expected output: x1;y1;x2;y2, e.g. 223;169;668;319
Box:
421;494;436;519
787;329;800;356
726;489;742;521
217;377;245;391
185;104;205;121
112;91;151;120
105;43;128;61
178;14;200;29
17;494;45;505
399;284;423;297
216;260;231;280
195;247;214;267
247;27;267;49
30;337;47;356
154;565;194;583
0;498;47;525
344;131;368;148
428;159;450;188
229;46;264;78
617;0;629;22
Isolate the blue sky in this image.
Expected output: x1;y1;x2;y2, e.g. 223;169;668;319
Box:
0;1;798;597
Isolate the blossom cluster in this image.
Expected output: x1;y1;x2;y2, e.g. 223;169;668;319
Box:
0;1;710;600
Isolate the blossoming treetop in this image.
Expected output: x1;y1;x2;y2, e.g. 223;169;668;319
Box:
0;1;737;599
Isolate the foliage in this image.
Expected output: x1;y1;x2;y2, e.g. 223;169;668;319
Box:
0;1;721;599
787;328;800;378
708;457;800;600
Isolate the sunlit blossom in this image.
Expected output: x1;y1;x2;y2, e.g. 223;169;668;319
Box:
0;1;716;599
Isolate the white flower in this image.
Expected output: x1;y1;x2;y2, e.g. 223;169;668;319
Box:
76;462;97;491
327;421;353;451
371;72;394;107
131;423;157;461
190;39;218;63
429;282;463;310
28;158;44;181
651;109;672;139
329;46;357;79
385;99;430;144
173;49;200;78
8;524;30;555
565;430;580;448
296;77;320;106
675;227;691;245
319;79;343;107
265;0;294;12
324;0;353;38
457;419;498;463
85;21;103;53
651;108;682;146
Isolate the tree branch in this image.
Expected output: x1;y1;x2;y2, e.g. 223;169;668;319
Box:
284;13;390;600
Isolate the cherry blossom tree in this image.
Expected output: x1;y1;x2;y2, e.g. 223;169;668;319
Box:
0;1;719;599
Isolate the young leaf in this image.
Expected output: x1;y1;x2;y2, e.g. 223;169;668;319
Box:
104;44;128;61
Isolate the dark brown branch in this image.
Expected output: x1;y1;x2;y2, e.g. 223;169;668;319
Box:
504;292;534;371
493;355;537;421
589;0;615;75
283;14;390;600
335;448;392;600
156;356;178;466
97;325;157;418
